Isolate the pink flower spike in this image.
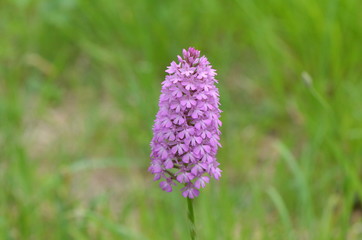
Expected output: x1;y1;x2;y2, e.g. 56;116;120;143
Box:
149;47;222;198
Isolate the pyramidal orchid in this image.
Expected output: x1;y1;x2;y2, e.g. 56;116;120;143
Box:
149;47;222;199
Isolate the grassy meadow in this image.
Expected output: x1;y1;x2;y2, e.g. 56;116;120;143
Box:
1;0;361;239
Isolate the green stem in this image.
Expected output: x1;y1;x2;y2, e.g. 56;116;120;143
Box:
187;198;196;240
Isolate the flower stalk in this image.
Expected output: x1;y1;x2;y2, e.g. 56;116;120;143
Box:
187;198;196;240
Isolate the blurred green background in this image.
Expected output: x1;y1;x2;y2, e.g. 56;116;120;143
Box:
1;0;361;239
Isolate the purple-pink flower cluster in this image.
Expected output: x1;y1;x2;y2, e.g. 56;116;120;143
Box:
149;47;222;198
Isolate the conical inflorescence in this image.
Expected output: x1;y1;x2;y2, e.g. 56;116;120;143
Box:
149;47;222;198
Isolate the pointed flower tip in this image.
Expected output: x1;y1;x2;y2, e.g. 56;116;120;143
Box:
150;47;221;198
